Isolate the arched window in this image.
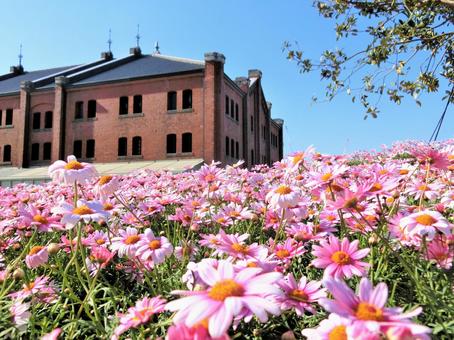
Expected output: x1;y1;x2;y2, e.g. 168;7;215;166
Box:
230;139;234;159
235;141;239;159
182;133;192;153
251;149;254;164
45;111;53;128
32;112;41;130
75;101;83;120
118;137;127;156
86;139;95;158
43;142;52;160
225;136;230;156
31;143;40;161
3;145;11;162
182;89;192;110
87;100;97;118
166;134;176;154
119;96;128;115
167;91;177;111
132;136;142;155
73;140;82;159
133;95;142;114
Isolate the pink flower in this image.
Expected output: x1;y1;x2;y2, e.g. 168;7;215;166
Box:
41;328;62;340
302;313;351;340
86;246;115;276
25;245;49;269
20;204;63;232
94;175;120;199
52;199;109;230
319;278;431;336
113;296;166;338
10;301;31;331
166;323;230;340
48;155;98;184
216;230;267;260
110;227;142;258
9;276;57;303
311;236;370;279
265;185;300;209
277;273;326;315
136;228;173;265
270;238;305;265
400;210;451;241
425;236;453;269
166;260;283;338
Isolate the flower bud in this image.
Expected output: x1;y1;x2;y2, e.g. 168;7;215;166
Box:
12;268;25;280
368;234;379;245
47;243;60;255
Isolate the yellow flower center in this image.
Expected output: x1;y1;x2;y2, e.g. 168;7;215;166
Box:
98;175;113;186
231;243;249;254
355;302;384;321
331;251;351;265
124;235;141;245
276;249;290;259
25;282;36;291
321;173;332;182
33;214;48;225
415;214;436;226
275;185;292;195
208;279;245;301
103;203;114;211
149;240;161;250
399;169;409;175
216;217;226;224
29;245;44;256
204;174;215;182
328;325;347;340
96;238;105;245
72;205;94;215
344;198;358;209
289;289;309;302
65;160;84;170
369;183;382;192
418;184;428;191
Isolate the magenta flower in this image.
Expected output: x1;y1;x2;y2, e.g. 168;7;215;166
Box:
20;204;63;232
319;278;430;336
48;155;98;184
166;260;283;338
311;235;370;279
277;273;326;315
166;322;230;340
136;228;173;265
25;245;49;269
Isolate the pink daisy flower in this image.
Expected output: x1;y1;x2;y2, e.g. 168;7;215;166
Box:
20;204;63;232
302;313;351;340
166;322;230;340
319;278;431;336
86;246;115;276
41;328;62;340
425;236;453;269
48;155;98;184
10;301;31;332
265;184;301;209
277;273;326;315
270;238;305;265
110;227;142;258
399;210;451;241
52;199;109;230
93;175;120;199
25;245;49;269
136;228;173;265
216;230;267;260
311;235;370;279
166;260;283;338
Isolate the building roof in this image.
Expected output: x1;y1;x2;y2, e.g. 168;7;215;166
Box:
0;65;75;95
0;158;204;187
70;54;205;87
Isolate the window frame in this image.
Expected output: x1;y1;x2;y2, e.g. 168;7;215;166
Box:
132;136;142;156
75;101;84;120
182;132;192;153
31;143;40;161
3;145;11;162
182;89;193;110
86;139;95;158
87;100;97;119
73;140;83;159
43;142;51;161
166;134;177;154
44;111;53;129
5;109;13;126
133;95;142;114
119;96;129;115
118;137;128;157
167;91;177;111
32;112;41;130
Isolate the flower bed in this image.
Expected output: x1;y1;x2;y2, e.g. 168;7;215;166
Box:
0;141;453;339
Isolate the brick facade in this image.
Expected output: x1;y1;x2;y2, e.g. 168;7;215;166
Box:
0;49;283;169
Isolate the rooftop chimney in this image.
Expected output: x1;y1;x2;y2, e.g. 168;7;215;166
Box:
129;47;142;56
10;65;24;75
248;69;262;79
274;118;284;126
101;51;114;60
204;52;225;64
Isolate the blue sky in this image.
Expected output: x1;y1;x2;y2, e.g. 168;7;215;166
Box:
0;1;451;155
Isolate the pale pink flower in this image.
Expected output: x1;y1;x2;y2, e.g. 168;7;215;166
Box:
277;273;326;315
166;323;230;340
399;210;451;241
52;199;109;230
86;246;115;276
302;313;351;340
166;260;283;338
216;230;267;260
110;227;142;258
425;236;453;269
311;235;370;279
48;155;98;184
10;301;31;331
136;228;173;265
265;185;300;209
20;204;63;232
41;328;62;340
94;175;120;199
25;245;49;269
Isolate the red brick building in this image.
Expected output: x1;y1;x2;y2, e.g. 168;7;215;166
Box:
0;47;283;169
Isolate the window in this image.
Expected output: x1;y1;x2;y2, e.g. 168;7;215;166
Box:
0;110;2;126
235;142;239;159
225;96;229;115
87;100;96;118
230;99;234;119
45;111;53;129
119;96;129;115
43;142;51;160
31;143;39;161
182;89;193;110
32;112;40;130
231;139;234;159
73;140;82;158
86;139;95;158
166;134;176;154
3;145;11;162
235;104;239;121
132;136;142;155
251;150;254;164
250;116;253;132
75;101;83;120
118;137;127;156
133;95;142;114
5;109;13;126
225;136;230;156
167;91;177;111
182;132;192;153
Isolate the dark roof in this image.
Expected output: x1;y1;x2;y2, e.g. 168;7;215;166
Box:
0;66;74;95
71;54;205;86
